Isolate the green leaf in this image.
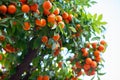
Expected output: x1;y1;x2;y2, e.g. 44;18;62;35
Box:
91;1;97;4
101;26;106;31
74;18;80;23
91;76;95;80
93;26;101;34
52;42;56;50
32;56;40;67
98;72;106;76
93;13;97;20
69;27;77;33
0;24;8;27
38;0;44;5
98;14;103;21
100;22;107;25
91;37;100;41
59;25;64;34
0;18;10;23
33;38;40;49
15;12;24;17
97;76;101;80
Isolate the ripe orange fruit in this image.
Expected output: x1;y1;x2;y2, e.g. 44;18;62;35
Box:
0;54;3;60
77;71;82;77
37;75;43;80
82;51;88;57
94;50;100;57
72;66;77;71
58;40;62;47
92;42;97;49
53;49;60;56
58;21;65;29
43;9;50;15
62;12;68;19
91;61;97;68
98;45;105;52
43;75;50;80
84;70;89;76
67;14;73;21
8;5;16;14
56;15;62;22
64;19;69;24
85;58;92;65
75;62;82;68
0;35;5;41
35;19;46;27
30;3;38;12
53;34;60;41
95;55;101;62
71;77;78;80
85;69;95;76
43;1;52;10
13;21;17;26
75;33;80;37
75;24;81;31
58;61;63;68
4;44;15;53
40;19;46;27
81;48;87;53
100;40;106;45
23;22;30;30
45;44;52;48
47;14;56;23
83;64;90;71
35;19;41;26
19;0;27;4
90;69;96;75
0;5;7;14
21;4;30;13
86;43;90;48
53;8;60;15
41;36;48;43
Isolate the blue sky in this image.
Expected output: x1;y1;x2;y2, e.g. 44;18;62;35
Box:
86;0;120;80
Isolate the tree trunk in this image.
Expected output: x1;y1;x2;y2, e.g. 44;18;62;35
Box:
9;48;38;80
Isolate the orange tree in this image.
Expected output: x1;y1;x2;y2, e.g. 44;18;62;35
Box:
0;0;107;80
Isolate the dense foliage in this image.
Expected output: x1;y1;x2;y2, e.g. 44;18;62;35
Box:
0;0;107;80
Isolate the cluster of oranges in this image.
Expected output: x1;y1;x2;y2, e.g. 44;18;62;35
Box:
0;35;16;54
81;40;106;62
0;4;16;14
41;34;61;57
20;0;39;13
19;0;73;31
68;40;107;79
0;0;39;30
70;24;83;38
37;75;49;80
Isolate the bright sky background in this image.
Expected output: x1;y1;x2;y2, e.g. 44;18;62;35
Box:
85;0;120;80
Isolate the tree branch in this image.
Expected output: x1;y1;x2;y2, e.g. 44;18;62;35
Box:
9;47;38;80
